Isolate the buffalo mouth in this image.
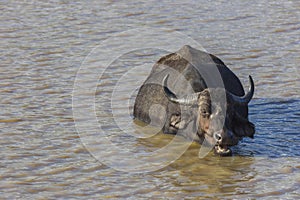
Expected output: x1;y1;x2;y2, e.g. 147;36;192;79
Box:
214;145;232;156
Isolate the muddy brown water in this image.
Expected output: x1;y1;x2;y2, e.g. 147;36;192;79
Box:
1;1;299;199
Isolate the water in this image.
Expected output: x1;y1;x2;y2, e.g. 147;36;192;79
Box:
1;0;299;199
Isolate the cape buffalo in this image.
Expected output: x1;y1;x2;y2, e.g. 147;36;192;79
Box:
133;45;255;156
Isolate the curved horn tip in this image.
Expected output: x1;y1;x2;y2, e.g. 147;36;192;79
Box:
162;74;170;87
162;74;177;101
248;75;255;96
249;75;254;88
243;75;255;103
228;75;255;105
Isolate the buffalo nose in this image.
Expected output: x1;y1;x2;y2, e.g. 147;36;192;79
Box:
214;131;222;143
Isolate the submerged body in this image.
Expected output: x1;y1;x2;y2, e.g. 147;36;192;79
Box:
133;45;255;156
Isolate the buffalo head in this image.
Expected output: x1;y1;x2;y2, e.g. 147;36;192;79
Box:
162;74;255;156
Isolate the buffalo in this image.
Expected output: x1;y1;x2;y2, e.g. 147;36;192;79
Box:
133;45;255;156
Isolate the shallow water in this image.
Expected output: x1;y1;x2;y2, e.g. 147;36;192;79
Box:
1;0;299;199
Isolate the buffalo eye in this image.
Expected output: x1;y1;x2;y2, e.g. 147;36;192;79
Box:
200;108;210;118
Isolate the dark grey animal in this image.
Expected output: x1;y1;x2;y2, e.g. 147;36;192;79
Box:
133;45;255;156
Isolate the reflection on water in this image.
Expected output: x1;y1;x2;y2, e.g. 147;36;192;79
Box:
1;0;299;199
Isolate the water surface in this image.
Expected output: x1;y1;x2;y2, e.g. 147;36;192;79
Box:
0;0;299;199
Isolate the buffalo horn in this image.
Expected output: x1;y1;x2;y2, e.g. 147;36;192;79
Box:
162;74;199;105
228;75;254;105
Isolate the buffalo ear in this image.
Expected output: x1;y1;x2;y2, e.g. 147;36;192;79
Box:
233;118;255;138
